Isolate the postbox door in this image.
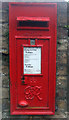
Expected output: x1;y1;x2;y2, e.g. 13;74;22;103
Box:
16;37;50;111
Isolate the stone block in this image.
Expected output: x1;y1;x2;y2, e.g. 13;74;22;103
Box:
57;51;67;64
2;12;9;23
33;112;67;119
2;54;9;66
57;65;67;76
2;74;9;88
2;109;30;119
57;39;68;51
2;2;9;10
57;2;67;26
56;89;67;99
2;88;9;99
56;100;67;112
57;27;67;39
2;42;8;50
56;76;67;89
1;49;8;54
2;65;9;75
57;2;67;13
2;2;9;23
2;26;9;37
2;99;10;112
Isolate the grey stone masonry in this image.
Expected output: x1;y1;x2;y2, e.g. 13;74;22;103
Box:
1;1;68;120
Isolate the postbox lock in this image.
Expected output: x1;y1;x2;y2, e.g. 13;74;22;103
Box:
21;75;28;84
21;75;25;84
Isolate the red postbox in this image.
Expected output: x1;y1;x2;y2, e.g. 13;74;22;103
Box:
9;3;57;115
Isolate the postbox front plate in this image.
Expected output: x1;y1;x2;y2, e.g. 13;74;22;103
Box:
9;3;57;115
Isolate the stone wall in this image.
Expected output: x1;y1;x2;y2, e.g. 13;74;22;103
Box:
1;1;68;120
67;2;69;119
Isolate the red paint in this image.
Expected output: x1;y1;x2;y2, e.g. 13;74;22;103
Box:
17;16;50;21
9;2;57;115
19;100;28;107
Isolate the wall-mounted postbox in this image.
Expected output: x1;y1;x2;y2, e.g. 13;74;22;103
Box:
9;3;57;115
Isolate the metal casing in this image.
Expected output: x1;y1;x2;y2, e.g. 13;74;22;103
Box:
9;3;57;115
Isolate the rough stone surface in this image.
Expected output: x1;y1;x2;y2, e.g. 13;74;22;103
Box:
57;65;67;76
57;27;67;39
57;51;67;64
57;2;67;26
56;89;67;100
56;76;67;89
